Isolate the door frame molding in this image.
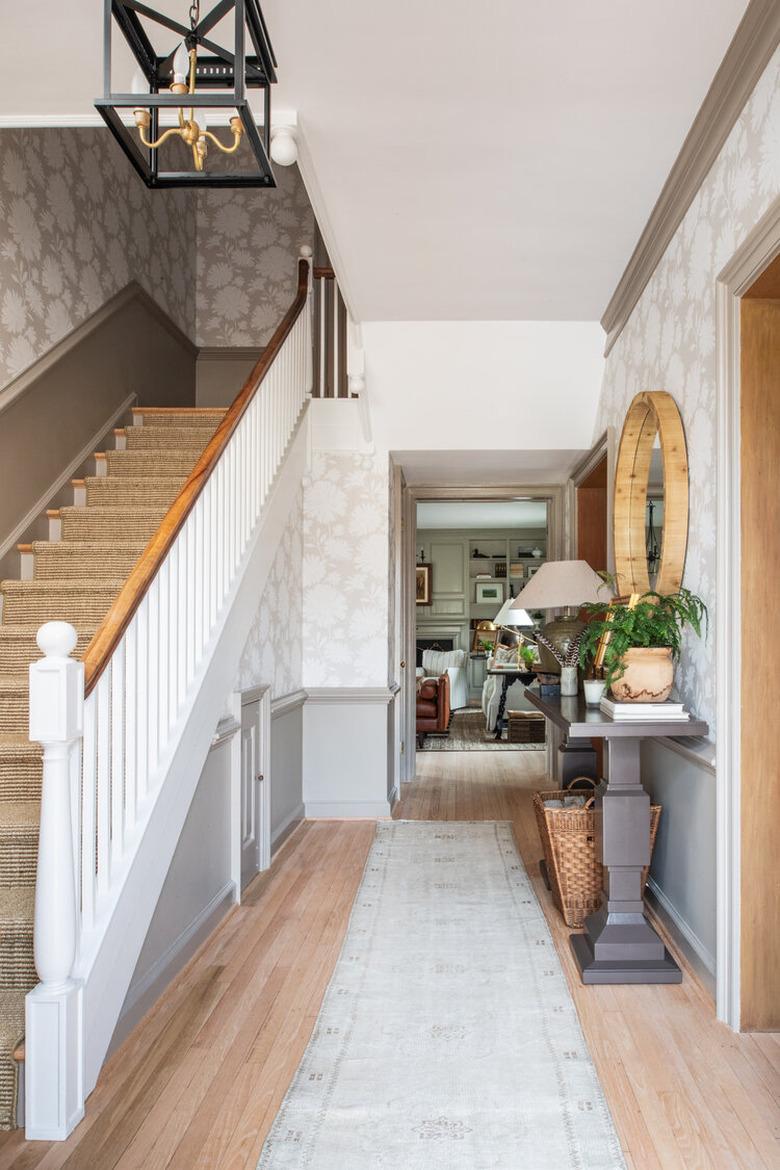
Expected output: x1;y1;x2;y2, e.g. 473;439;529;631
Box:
715;195;780;1029
566;428;616;571
239;685;272;886
399;483;565;784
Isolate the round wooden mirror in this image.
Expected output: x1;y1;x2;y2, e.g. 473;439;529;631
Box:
613;390;689;596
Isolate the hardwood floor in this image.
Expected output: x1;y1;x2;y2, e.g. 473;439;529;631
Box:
0;749;777;1168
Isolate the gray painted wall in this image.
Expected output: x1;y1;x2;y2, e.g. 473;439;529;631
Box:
196;348;263;407
0;287;197;549
641;739;716;978
271;700;304;845
112;726;236;1049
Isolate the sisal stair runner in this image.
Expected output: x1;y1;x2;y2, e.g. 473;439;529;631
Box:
0;406;225;1129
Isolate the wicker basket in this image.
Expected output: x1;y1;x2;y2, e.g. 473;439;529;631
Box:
533;777;661;928
507;710;545;743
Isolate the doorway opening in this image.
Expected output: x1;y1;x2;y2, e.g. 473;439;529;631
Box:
413;497;551;758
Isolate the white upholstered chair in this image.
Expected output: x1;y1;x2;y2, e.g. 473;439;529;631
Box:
420;647;469;710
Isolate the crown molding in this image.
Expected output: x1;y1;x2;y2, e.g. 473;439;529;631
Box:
601;0;780;356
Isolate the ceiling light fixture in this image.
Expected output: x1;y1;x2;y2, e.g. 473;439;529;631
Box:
95;0;278;188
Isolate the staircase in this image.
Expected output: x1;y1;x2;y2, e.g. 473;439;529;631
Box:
6;251;313;1141
0;407;227;1130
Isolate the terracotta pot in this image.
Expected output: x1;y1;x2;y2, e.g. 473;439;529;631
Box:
610;647;674;703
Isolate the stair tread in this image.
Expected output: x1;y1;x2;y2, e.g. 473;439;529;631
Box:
0;736;40;755
0;803;39;831
0;889;34;925
1;579;126;592
134;406;226;414
0;992;25;1051
30;541;147;552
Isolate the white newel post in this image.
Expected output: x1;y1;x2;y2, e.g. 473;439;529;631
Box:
25;622;85;1140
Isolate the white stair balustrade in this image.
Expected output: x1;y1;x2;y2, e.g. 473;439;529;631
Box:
25;251;313;1140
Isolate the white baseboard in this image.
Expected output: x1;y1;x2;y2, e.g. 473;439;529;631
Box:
646;876;716;989
305;799;391;819
109;880;236;1052
271;801;305;848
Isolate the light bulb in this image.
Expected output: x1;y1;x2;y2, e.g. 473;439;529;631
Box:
131;69;148;96
270;126;297;166
172;41;189;85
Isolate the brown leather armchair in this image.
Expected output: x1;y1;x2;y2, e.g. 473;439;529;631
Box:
416;672;451;746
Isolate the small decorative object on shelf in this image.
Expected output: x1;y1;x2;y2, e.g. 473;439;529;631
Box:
578;582;707;702
532;547;543;558
494;561;507;578
583;678;607;707
535;628;585;696
509;562;525;578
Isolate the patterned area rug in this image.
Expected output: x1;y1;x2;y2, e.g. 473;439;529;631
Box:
257;821;626;1169
419;707;545;751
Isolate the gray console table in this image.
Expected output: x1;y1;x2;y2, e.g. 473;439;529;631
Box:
526;690;708;984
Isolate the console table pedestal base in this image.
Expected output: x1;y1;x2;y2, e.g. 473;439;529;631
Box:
571;932;682;984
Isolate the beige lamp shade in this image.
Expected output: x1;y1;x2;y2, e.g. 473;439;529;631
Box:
494;597;535;626
512;560;610;610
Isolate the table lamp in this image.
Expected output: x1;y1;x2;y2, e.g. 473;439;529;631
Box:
511;561;610;685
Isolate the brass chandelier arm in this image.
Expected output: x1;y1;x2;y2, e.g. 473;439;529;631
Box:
202;126;243;155
138;125;188;151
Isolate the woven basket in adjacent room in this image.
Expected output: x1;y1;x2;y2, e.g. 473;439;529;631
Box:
507;710;545;743
533;778;661;928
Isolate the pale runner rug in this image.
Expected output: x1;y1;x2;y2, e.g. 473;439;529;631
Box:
257;821;626;1169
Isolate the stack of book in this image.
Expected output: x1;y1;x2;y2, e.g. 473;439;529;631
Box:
600;698;690;721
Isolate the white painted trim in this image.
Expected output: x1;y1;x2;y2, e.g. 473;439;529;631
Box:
271;688;308;717
656;735;716;775
0;392;136;564
715;194;780;1030
305;799;391;818
241;684;271;706
271;801;306;847
601;0;780;353
305;687;396;705
210;717;240;749
646;877;716;981
112;881;236;1046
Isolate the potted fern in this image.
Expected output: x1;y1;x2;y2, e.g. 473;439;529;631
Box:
578;587;707;702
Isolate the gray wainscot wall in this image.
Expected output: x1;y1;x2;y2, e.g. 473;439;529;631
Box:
270;690;306;850
641;736;717;991
111;716;238;1050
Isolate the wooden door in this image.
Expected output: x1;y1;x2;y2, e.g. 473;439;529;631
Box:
575;453;609;776
740;262;780;1030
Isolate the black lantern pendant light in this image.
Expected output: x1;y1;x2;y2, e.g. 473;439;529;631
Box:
646;497;661;575
95;0;277;188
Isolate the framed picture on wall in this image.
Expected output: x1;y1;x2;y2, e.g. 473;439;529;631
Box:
416;564;432;605
476;581;504;604
528;565;541;578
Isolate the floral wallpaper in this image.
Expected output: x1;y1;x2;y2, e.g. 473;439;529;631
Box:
236;487;303;699
594;46;780;734
196;164;315;347
0;128;195;389
302;450;391;688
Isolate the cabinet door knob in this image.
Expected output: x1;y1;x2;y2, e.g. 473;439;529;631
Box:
400;660;406;668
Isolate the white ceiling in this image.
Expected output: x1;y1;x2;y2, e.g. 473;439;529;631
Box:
417;500;547;530
0;1;748;323
395;449;586;487
264;0;748;320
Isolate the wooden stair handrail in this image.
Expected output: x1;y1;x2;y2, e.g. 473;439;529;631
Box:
313;265;335;279
82;258;310;695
